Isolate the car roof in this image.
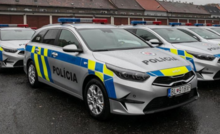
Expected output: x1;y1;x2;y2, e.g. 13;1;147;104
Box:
42;23;117;29
0;27;33;31
120;25;178;29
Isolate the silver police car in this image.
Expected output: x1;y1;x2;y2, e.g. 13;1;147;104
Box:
121;21;220;81
176;24;220;45
24;18;198;120
0;25;35;69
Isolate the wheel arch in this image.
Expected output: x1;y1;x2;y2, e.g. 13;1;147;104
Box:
82;74;104;100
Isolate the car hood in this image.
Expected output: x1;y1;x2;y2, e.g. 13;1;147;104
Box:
93;48;189;72
0;40;29;50
172;42;220;55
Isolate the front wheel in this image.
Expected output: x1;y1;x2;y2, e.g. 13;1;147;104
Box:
27;61;40;88
84;78;111;121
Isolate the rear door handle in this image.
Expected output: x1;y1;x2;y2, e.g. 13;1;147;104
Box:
52;52;58;58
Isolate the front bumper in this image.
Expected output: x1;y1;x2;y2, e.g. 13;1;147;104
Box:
109;72;198;115
194;58;220;81
0;50;24;68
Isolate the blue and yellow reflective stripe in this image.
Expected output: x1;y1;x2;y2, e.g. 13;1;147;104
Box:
0;47;3;61
34;53;42;78
27;46;53;83
158;47;196;71
41;55;50;81
26;45;116;98
147;65;192;77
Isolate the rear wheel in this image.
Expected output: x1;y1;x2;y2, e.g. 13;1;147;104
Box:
27;61;40;88
84;78;111;121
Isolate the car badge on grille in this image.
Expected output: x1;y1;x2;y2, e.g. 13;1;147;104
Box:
141;52;156;56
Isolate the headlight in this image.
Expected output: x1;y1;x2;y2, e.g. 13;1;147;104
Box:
2;47;17;53
106;64;150;82
187;51;215;61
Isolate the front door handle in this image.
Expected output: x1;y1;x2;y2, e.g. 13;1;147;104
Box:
52;52;58;58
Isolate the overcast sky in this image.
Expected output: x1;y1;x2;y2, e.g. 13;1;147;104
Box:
178;0;219;5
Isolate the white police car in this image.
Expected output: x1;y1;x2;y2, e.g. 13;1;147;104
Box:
175;23;220;45
121;21;220;81
24;18;198;120
208;25;220;36
0;24;35;69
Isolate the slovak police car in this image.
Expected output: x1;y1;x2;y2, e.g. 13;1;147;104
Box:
0;24;35;69
175;23;220;45
198;25;220;37
121;21;220;81
24;18;198;120
207;25;220;36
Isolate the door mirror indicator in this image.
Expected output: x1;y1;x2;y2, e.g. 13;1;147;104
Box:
63;44;83;53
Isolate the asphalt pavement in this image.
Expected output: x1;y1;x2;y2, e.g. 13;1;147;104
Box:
0;68;220;134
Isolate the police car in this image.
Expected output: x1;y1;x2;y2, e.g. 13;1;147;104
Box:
24;18;198;120
120;21;220;81
175;23;220;45
207;25;220;35
0;24;35;69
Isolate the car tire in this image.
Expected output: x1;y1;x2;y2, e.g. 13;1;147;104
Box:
27;61;40;88
84;78;111;121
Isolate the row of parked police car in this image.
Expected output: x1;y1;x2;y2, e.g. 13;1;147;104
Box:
1;18;220;120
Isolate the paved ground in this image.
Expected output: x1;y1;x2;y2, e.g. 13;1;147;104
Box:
0;69;220;134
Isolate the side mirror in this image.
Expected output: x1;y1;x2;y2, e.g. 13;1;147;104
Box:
63;44;83;53
149;39;162;47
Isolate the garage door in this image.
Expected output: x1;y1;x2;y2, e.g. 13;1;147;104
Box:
206;20;212;24
0;15;23;24
27;15;49;28
114;18;128;25
157;19;167;25
144;18;155;21
213;20;220;24
189;20;197;25
179;19;188;23
198;20;205;24
169;19;178;23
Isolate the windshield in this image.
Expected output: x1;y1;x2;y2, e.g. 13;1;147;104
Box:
78;28;150;51
152;28;198;43
189;28;220;40
1;30;35;41
211;28;220;34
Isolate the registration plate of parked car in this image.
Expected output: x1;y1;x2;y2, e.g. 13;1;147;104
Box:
168;84;191;97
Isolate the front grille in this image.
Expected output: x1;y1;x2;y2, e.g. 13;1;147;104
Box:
143;88;197;112
18;51;25;55
153;71;194;86
14;60;23;67
214;71;220;79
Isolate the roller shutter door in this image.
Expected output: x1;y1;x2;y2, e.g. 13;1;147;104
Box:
114;18;128;25
27;15;49;28
0;15;23;24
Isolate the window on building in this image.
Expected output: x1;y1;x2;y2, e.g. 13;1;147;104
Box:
24;8;32;11
8;8;17;11
58;30;80;47
42;29;60;45
39;9;47;12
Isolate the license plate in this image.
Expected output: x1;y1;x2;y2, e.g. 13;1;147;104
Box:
168;84;191;97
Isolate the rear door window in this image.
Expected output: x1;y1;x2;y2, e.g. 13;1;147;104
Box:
42;29;60;45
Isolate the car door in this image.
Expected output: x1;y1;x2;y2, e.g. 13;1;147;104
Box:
30;29;61;84
47;28;84;95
